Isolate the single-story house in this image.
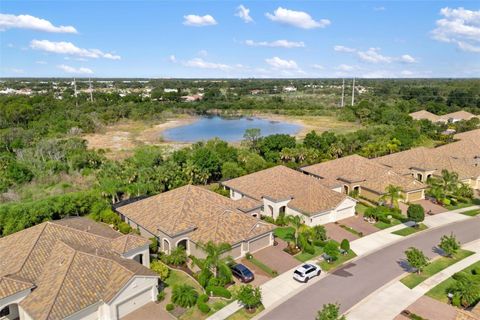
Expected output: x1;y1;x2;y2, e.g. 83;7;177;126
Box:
301;155;427;203
0;217;158;320
114;185;275;260
221;165;357;226
409;110;478;124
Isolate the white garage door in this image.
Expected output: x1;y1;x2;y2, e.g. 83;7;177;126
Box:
335;206;355;221
117;289;152;318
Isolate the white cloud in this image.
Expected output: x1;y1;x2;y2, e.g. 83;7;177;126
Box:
183;14;217;27
7;43;14;48
245;39;305;48
431;7;480;53
183;58;231;71
30;40;121;60
399;54;417;63
357;48;392;63
0;13;77;33
235;5;253;23
265;7;330;29
336;64;357;72
169;55;177;63
265;56;299;70
334;45;356;53
58;64;93;74
312;64;324;70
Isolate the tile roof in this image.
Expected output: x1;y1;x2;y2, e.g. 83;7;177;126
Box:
409;110;477;123
222;165;348;215
409;110;439;122
115;185;274;245
454;128;480;141
301;155;426;194
0;218;155;319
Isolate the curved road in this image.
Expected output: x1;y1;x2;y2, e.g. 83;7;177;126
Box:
260;217;480;320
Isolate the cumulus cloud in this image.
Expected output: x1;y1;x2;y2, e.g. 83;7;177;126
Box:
0;13;77;33
265;7;330;29
183;14;217;26
57;64;93;74
244;39;305;48
265;56;299;70
183;58;231;71
30;40;121;60
431;7;480;53
334;45;356;53
235;5;253;23
399;54;417;63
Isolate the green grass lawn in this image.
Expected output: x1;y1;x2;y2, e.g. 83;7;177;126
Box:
273;227;295;241
460;209;480;216
355;203;369;215
226;305;265;320
318;250;357;272
339;224;363;237
426;261;480;303
400;249;474;289
164;269;203;291
392;223;428;236
374;219;401;230
295;246;324;262
248;256;278;277
446;198;480;211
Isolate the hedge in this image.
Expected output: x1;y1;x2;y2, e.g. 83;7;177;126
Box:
197;294;210;314
205;285;232;299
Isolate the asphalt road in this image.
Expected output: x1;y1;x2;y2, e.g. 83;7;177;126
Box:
260;217;480;320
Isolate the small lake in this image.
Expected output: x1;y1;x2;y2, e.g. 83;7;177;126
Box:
162;116;302;142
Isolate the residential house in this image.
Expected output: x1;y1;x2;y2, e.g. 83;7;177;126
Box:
114;185;274;260
301;155;427;203
221;165;357;226
0;217;158;320
409;110;477;123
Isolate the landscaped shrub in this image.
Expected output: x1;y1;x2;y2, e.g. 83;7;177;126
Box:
340;239;350;251
166;303;174;311
245;252;253;260
198;269;213;288
313;240;326;247
452;295;461;307
303;243;315;255
171;284;198;308
208;277;228;288
205;285;232;299
163;247;187;266
117;221;132;234
197;294;210;314
150;260;170;280
323;241;339;262
407;204;425;224
157;291;166;302
261;216;275;224
149;237;159;253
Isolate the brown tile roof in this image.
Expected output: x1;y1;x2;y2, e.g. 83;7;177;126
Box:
0;218;155;319
234;197;263;213
454;128;480;141
438;110;477;122
409;110;439;122
115;185;274;245
302;155;426;194
222;166;348;215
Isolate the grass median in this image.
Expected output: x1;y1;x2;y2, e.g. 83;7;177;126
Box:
392;223;428;236
400;249;474;289
318;250;357;272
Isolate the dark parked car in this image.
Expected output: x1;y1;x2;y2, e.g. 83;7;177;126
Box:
231;263;254;283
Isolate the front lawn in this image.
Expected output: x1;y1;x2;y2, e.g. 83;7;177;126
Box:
392;223;428;236
318;250;357;272
426;261;480;303
460;209;480;217
355;203;370;215
445;198;480;211
374;218;401;230
295;246;324;262
164;269;203;292
400;249;474;289
226;305;265;320
273;227;295;241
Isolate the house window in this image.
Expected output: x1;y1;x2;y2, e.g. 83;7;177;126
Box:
133;254;143;265
0;306;10;317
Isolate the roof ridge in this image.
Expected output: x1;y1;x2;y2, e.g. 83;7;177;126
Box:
47;219;121;241
170;185;195;233
14;223;49;276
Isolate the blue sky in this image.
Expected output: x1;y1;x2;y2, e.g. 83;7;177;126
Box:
1;1;479;78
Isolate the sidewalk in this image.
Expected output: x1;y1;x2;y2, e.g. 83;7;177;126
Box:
345;239;480;320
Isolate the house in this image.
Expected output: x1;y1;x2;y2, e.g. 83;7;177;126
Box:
0;217;158;320
301;155;427;203
221;166;357;226
409;110;478;123
114;185;274;260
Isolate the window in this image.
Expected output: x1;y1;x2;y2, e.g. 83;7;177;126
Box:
0;306;10;317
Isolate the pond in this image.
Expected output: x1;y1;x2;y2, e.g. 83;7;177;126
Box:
162;116;302;142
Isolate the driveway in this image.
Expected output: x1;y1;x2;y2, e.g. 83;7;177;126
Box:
121;301;174;320
259;217;480;320
394;296;457;320
324;222;358;242
399;199;447;215
250;239;299;274
337;214;378;236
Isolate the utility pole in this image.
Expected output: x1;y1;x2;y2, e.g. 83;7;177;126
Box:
73;78;78;107
351;77;356;106
88;78;93;102
341;78;345;107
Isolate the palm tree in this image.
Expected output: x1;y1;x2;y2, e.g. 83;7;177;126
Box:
287;215;305;248
381;185;404;208
439;170;459;194
197;241;233;279
171;284;198;308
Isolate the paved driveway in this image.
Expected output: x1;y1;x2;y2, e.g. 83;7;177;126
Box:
250;239;299;274
394;296;457;320
400;199;447;215
338;214;378;236
259;217;480;320
324;223;358;242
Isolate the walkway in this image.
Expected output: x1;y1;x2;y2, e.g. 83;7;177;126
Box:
345;239;480;320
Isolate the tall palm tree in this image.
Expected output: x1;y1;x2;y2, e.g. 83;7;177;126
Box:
439;169;459;194
381;184;404;208
197;241;233;279
287;215;305;248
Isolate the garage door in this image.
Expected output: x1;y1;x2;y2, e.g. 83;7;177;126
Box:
335;206;355;221
249;234;271;253
407;191;424;202
117;289;152;318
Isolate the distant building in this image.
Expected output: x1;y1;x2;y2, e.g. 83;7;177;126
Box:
409;110;478;123
282;86;297;92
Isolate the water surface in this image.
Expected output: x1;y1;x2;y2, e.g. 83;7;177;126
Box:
163;116;301;142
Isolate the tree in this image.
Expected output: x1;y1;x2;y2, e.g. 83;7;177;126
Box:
171;284;198;308
340;239;350;252
237;285;262;311
197;241;233;282
324;241;339;262
405;247;429;273
150;260;170;280
439;233;460;257
164;247;187;266
286;215;304;248
242;128;261;151
381;185;404;208
407;204;425;225
316;303;346;320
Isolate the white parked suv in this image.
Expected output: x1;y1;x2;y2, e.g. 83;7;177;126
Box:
293;264;321;283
